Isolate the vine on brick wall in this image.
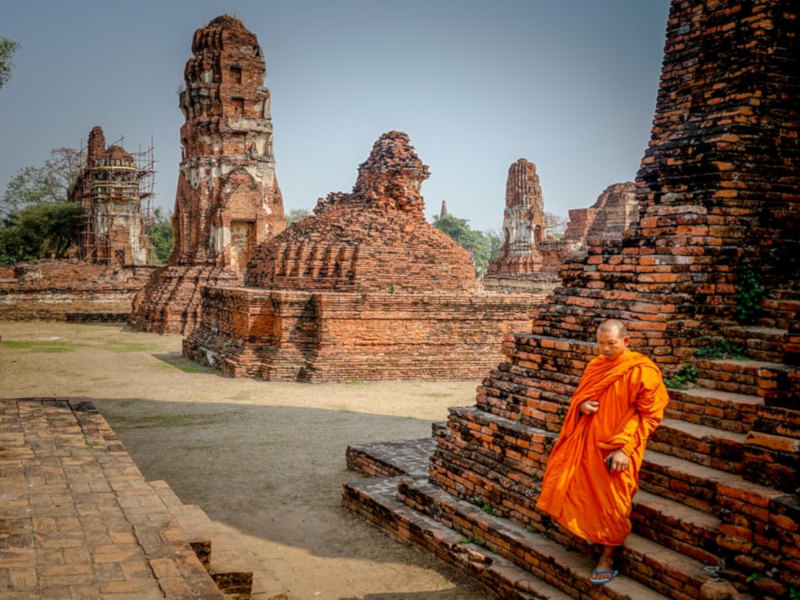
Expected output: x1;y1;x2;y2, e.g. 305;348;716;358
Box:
735;265;766;325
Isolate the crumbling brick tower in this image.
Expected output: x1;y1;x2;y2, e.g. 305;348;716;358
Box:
68;126;149;265
344;1;800;599
170;14;284;273
129;15;284;334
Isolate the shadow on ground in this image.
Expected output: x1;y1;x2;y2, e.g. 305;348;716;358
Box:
90;396;485;599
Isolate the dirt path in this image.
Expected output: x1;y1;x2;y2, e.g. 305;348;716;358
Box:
0;321;489;600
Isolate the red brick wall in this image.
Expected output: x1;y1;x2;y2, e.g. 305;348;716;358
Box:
0;261;153;320
183;287;536;381
128;265;241;335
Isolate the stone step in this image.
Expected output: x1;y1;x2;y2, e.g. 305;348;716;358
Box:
631;489;721;566
346;436;436;478
758;296;800;330
149;479;287;600
718;324;786;363
397;477;707;600
348;422;794;597
648;418;747;472
349;434;724;577
665;386;762;434
739;403;800;494
476;365;573;432
695;358;798;405
640;450;785;518
342;475;669;600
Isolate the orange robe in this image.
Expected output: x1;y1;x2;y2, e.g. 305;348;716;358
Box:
535;350;669;546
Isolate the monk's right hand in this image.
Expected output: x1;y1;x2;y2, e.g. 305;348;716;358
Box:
580;400;599;415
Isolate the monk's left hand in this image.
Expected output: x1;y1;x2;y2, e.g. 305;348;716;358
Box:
606;449;630;472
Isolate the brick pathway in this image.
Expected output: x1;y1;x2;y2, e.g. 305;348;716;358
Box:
0;397;232;599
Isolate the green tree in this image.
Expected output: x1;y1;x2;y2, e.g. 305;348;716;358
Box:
545;211;568;238
285;207;310;227
1;147;82;218
485;227;503;261
147;207;174;264
433;213;495;276
0;147;83;265
0;201;83;265
0;37;18;89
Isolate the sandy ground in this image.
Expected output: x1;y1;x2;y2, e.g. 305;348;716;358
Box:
0;321;490;600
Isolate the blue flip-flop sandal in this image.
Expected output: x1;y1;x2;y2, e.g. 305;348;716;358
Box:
590;568;619;585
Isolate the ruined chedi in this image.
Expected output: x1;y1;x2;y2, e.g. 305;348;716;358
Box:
344;1;800;598
68;126;150;266
129;15;284;334
184;131;537;381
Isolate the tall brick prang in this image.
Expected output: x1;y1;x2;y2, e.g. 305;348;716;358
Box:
170;14;284;271
184;131;537;381
344;2;800;599
129;15;284;334
487;158;547;277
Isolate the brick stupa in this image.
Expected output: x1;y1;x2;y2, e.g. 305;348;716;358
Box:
344;1;800;599
129;15;284;335
483;158;559;297
183;131;537;381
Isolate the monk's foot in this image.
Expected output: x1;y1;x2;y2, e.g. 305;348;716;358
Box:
590;556;618;585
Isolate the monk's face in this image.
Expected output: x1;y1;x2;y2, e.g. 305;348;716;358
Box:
596;326;630;360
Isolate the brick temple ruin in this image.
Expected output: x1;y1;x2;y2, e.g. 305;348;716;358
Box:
483;158;638;298
183;131;537;381
68;126;152;266
344;2;800;600
129;15;284;335
561;181;638;253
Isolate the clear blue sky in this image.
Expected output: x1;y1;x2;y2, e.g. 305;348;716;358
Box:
0;0;670;232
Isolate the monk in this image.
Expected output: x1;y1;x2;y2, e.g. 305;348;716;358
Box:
535;319;669;585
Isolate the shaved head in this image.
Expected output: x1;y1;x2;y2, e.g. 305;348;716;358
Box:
597;319;627;338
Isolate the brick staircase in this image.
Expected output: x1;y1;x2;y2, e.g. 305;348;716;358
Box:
149;480;287;600
343;306;800;600
0;397;286;600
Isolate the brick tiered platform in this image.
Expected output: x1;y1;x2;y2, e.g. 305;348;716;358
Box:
0;397;285;599
344;436;673;600
345;327;800;599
